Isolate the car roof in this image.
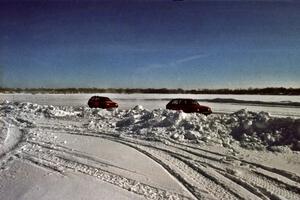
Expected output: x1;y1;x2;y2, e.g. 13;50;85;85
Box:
170;98;196;101
91;96;111;100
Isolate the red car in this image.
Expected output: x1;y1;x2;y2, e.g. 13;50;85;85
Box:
166;98;212;115
88;96;118;109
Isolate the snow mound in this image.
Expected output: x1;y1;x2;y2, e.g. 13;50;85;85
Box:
0;101;81;118
230;109;300;151
1;101;299;151
114;107;300;151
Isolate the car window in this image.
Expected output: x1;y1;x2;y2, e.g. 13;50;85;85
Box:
190;100;198;104
99;97;110;101
171;100;179;104
179;100;187;104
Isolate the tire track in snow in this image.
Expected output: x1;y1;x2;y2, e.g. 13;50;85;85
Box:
109;139;242;200
31;122;300;200
21;143;193;200
27;140;147;177
167;143;300;199
146;142;300;200
33;127;215;199
106;137;300;200
25;126;202;200
165;139;300;184
21;152;65;174
0;119;23;158
157;139;300;186
0;119;28;172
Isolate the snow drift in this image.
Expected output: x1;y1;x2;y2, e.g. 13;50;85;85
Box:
1;101;300;151
113;106;300;151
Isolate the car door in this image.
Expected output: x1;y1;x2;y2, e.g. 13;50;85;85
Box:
181;100;194;113
179;100;187;112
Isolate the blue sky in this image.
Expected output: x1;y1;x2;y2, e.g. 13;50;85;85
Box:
0;1;299;89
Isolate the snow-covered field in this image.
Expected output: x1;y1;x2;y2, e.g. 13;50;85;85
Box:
1;93;300;117
1;94;300;200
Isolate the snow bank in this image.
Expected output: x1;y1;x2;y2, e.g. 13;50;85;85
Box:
101;106;300;151
1;101;300;151
229;110;300;151
0;101;81;118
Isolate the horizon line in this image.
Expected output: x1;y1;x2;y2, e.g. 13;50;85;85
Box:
0;86;299;90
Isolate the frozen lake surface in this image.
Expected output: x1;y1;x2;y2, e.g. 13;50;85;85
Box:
0;93;300;117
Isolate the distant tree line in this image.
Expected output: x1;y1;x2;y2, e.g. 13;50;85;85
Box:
0;87;299;95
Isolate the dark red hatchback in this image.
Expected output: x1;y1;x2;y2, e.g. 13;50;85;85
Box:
166;98;212;115
88;96;118;109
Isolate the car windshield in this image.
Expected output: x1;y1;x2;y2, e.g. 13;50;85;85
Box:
187;100;198;104
171;100;179;104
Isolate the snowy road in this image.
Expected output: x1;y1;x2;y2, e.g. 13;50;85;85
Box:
1;101;300;200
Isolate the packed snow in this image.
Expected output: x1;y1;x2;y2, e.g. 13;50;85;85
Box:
1;98;300;200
